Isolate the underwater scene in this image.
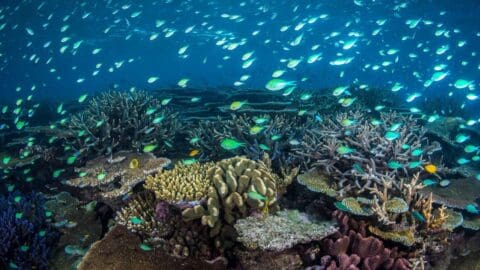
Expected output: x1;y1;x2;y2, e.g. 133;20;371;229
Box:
1;0;480;269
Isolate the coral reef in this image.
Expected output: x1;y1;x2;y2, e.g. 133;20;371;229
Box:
234;209;337;251
297;170;338;198
144;162;215;203
0;192;60;270
64;151;171;201
61;91;181;158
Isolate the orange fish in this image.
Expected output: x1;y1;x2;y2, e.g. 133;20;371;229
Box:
188;149;200;157
424;164;437;174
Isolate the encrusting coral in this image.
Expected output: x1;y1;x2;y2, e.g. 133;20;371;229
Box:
144;162;215;203
65;151;171;201
234;209;337;252
61;90;181;158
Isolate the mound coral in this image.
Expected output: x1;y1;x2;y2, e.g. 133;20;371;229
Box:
234;209;337;251
181;155;297;242
65;151;171;201
0;192;60;270
62;91;181;158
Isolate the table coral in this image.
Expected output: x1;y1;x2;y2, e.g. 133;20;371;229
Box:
64;151;171;201
234;209;337;252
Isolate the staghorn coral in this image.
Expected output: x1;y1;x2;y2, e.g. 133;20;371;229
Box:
144;162;214;203
186;113;314;167
64;151;171;201
234;209;337;252
292;110;440;195
0;192;60;270
115;191;175;239
61;90;181;158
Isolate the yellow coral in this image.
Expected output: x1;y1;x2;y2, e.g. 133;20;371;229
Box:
144;162;214;203
368;226;416;247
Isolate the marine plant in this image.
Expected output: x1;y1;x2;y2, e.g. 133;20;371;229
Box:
0;191;60;270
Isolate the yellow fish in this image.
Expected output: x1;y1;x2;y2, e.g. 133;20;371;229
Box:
129;158;139;169
188;149;200;157
230;101;247;111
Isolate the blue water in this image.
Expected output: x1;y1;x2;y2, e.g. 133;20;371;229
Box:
0;0;479;119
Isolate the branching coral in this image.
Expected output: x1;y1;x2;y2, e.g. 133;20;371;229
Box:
65;151;171;201
293;110;440;195
61;91;181;158
0;192;60;270
234;209;337;252
186;113;314;167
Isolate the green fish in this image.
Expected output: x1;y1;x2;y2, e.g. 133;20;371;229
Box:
189;137;200;144
97;172;107;180
464;145;479;153
130;216;143;225
457;158;470;165
139;243;152;251
408;161;422;169
258;144;270;151
387;161;403;169
411;149;423;157
78;94;88;103
182;158;197;165
353;163;365;174
265;78;296;91
220;138;245;150
143;144;158;153
465;204;479;215
146;107;157;115
66;156;77;165
247;191;266;201
161;98;172;105
412;211;426;223
152;116;165;124
422;179;437;186
53;169;64;178
2;156;11;165
249;125;265;135
455;133;470;143
271;134;282;141
337;145;354;155
384;131;400;141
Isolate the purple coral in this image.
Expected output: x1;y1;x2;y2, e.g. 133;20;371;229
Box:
154;200;171;222
0;192;60;270
315;211;411;270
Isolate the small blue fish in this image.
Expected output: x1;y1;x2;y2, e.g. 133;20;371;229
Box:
465;204;479;215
